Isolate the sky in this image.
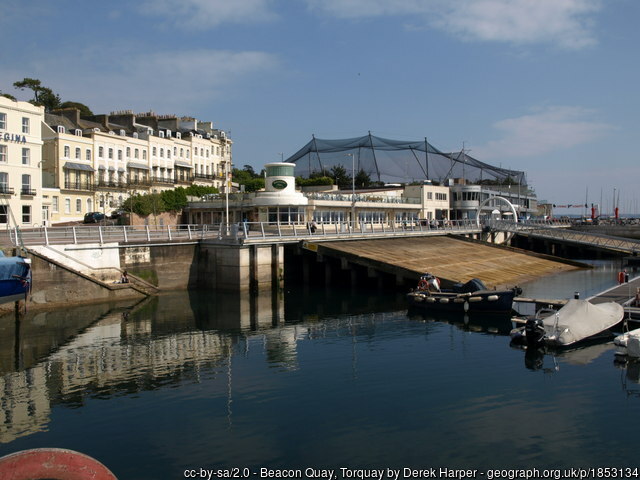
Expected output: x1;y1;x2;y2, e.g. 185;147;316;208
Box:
1;0;638;215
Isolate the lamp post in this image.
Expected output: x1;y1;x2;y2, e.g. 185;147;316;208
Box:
346;153;355;228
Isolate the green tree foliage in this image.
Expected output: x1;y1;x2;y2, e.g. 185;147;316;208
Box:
330;164;353;189
0;91;16;100
184;185;219;197
233;166;264;192
121;186;220;216
60;101;93;116
296;176;333;187
9;78;92;114
354;168;371;188
13;78;61;111
161;188;187;212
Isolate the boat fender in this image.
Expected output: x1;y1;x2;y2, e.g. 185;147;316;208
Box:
468;296;482;303
426;297;436;303
439;298;449;304
453;298;465;303
0;448;117;480
487;295;499;301
414;296;423;302
464;301;469;312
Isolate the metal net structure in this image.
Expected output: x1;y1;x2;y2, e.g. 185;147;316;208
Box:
285;133;526;186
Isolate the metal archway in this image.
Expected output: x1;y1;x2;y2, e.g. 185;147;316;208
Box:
475;195;518;228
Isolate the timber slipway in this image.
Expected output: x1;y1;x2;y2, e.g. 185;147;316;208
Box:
5;218;640;312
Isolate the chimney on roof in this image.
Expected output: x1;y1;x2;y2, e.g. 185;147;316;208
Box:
136;113;158;130
51;108;81;125
108;112;136;131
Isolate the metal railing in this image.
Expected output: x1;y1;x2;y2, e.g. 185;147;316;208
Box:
2;219;482;247
489;219;640;254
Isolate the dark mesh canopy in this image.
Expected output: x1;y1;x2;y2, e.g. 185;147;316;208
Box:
285;133;526;185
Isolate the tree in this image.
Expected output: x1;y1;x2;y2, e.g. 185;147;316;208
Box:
60;101;93;116
330;164;352;189
13;78;61;111
0;91;16;101
355;168;371;188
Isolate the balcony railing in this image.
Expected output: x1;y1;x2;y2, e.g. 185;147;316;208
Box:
174;176;194;185
64;181;95;191
127;178;152;187
0;186;15;195
20;188;36;196
151;176;175;185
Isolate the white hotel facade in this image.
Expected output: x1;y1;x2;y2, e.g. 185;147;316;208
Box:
0;95;233;227
0;96;44;227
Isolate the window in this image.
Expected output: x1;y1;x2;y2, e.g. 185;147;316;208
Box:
134;148;139;159
99;146;104;158
86;149;91;161
22;148;30;165
64;145;70;158
0;145;6;163
152;147;157;156
117;150;122;160
0;205;7;224
65;198;71;214
22;174;31;193
53;196;59;213
427;192;433;200
160;148;164;158
126;147;131;158
143;150;147;160
0;172;8;192
0;113;6;129
173;147;177;156
180;148;183;157
75;147;81;160
22;117;29;134
76;199;82;213
108;148;113;159
167;149;171;159
22;205;31;224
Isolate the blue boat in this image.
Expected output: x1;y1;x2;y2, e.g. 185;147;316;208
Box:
0;252;31;304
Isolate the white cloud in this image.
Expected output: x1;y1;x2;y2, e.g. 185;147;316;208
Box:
306;0;601;49
138;0;277;29
473;106;613;159
2;48;280;114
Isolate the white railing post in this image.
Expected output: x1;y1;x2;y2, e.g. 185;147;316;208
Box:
98;226;104;245
146;225;151;242
72;226;77;244
167;225;172;241
188;224;193;240
260;222;266;238
44;226;49;246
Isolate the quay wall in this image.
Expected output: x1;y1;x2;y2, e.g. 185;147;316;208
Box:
3;233;587;312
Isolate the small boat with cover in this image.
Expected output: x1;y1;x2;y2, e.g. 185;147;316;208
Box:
0;251;31;304
407;275;521;314
510;299;624;348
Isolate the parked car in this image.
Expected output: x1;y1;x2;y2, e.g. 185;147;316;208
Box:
110;209;126;220
83;212;106;224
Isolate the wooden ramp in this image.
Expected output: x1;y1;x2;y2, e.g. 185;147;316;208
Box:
317;236;581;288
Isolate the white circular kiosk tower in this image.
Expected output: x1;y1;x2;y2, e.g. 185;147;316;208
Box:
254;162;308;223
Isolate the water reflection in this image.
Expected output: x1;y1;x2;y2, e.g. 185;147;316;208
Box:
0;287;408;444
2;281;640;475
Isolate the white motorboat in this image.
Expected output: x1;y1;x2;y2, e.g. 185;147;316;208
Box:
511;299;624;348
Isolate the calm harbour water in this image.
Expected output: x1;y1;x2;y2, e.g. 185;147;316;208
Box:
1;259;639;479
